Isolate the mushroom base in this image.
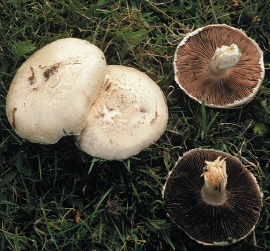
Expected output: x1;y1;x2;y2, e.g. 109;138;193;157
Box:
201;185;228;206
206;64;230;79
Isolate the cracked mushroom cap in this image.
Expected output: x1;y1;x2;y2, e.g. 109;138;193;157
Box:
76;65;168;160
163;149;263;246
6;38;107;144
173;24;265;108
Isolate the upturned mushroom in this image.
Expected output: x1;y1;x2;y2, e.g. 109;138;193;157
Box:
163;149;263;246
76;65;168;160
173;24;265;108
6;38;107;144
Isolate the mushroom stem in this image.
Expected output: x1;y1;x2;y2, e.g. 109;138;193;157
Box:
208;44;241;75
201;156;228;205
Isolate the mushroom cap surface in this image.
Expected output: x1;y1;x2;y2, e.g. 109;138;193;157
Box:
6;38;107;144
162;149;263;246
173;24;265;108
76;65;168;160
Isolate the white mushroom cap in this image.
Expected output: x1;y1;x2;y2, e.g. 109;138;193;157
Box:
76;65;168;160
6;38;107;144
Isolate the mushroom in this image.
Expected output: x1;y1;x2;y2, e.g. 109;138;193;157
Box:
162;149;263;246
173;24;265;108
6;38;107;144
76;65;168;160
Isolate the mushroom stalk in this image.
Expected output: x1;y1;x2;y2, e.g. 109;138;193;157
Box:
201;156;228;205
209;44;241;75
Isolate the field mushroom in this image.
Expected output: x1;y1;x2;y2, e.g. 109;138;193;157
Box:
163;149;263;246
6;38;107;144
173;24;265;108
76;65;168;160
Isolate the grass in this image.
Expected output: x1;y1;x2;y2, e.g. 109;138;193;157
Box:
0;0;270;250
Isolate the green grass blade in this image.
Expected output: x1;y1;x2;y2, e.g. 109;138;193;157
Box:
201;100;207;139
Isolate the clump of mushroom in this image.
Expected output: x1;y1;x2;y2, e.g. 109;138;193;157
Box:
163;149;263;246
174;24;265;108
6;38;168;160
